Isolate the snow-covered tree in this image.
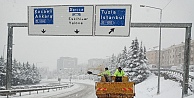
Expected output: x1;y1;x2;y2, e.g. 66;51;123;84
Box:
25;62;33;84
31;64;41;84
12;59;20;85
0;57;41;86
119;46;128;68
20;62;41;84
124;38;150;83
0;56;4;66
109;54;117;74
137;42;150;81
143;46;148;63
106;38;150;83
116;53;122;68
0;56;6;86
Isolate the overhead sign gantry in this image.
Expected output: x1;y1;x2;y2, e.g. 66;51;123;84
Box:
28;4;132;37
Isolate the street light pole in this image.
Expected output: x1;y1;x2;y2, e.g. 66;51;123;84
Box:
140;5;162;94
3;45;6;59
158;9;162;95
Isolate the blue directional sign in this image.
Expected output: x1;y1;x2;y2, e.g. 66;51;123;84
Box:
95;5;131;36
34;8;53;24
28;5;94;36
100;9;126;26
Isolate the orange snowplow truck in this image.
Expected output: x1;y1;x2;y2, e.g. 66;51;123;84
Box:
95;76;135;98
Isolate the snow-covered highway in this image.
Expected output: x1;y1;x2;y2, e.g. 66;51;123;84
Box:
0;74;194;98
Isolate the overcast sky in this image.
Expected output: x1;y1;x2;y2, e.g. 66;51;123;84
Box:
0;0;193;70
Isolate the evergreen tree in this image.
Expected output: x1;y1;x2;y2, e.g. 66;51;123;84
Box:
12;59;19;77
0;56;6;86
32;64;36;83
144;46;148;63
116;53;121;68
109;54;117;74
20;62;27;84
12;59;19;85
139;42;144;64
129;38;139;68
17;62;23;85
31;64;41;84
0;56;4;66
120;46;128;68
0;57;41;86
124;38;150;83
137;42;150;82
26;62;33;84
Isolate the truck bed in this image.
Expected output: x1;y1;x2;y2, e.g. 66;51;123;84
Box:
95;80;135;98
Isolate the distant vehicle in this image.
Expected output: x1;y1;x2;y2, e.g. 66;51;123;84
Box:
170;66;178;70
147;64;157;69
170;65;182;70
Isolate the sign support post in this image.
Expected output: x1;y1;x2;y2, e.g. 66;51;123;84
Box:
6;23;27;90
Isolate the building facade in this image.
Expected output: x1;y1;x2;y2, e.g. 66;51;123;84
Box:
57;57;77;71
146;40;194;68
146;50;159;67
88;58;106;68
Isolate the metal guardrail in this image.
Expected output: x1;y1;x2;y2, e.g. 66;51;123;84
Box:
0;84;74;97
150;68;194;79
150;68;194;92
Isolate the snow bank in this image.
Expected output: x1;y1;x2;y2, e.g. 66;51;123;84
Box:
135;74;193;98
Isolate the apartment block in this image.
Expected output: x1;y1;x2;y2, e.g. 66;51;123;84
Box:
146;40;194;68
88;58;106;68
57;57;77;71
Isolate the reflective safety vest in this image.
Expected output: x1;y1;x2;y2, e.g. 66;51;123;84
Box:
114;70;125;76
101;70;111;76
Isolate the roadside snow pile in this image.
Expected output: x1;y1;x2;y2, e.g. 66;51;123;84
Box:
135;74;193;98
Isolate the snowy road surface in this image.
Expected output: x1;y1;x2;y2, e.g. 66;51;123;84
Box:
9;83;96;98
0;74;194;98
40;83;96;98
57;83;96;98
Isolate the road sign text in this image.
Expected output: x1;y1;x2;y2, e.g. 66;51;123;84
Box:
69;7;84;12
34;8;53;24
100;9;126;26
